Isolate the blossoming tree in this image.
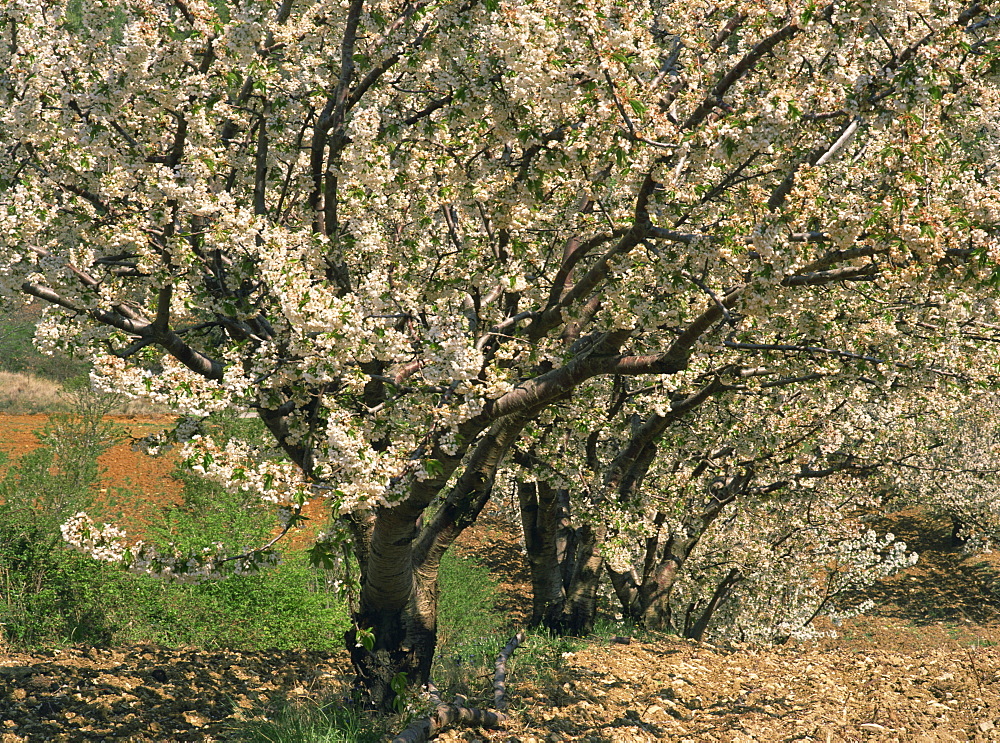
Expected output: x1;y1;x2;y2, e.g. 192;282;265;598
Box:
513;373;932;641
2;0;1000;711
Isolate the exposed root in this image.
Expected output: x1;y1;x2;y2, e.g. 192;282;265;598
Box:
389;704;508;743
390;631;525;743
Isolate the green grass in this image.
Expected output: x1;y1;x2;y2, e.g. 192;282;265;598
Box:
0;302;88;384
236;697;389;743
432;550;507;697
0;401;350;652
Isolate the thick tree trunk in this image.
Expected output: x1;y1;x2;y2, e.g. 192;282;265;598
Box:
518;481;571;627
349;415;531;711
518;479;604;635
606;531;689;632
347;504;436;710
559;523;604;635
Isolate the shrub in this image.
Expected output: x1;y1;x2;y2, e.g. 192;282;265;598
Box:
0;393;123;645
0;398;350;651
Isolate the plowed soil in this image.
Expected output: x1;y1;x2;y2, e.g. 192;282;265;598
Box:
2;414;1000;741
0;414;183;534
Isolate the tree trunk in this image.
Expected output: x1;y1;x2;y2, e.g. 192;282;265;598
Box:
605;466;753;635
518;479;604;635
684;567;742;641
349;415;531;711
559;523;604;635
519;480;570;627
347;504;435;710
606;531;690;632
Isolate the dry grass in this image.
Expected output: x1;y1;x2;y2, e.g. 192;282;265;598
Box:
0;371;169;416
0;371;67;413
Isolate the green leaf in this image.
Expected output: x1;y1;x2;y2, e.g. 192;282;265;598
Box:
357;627;375;652
800;1;816;25
391;672;408;713
390;672;408;694
307;542;338;571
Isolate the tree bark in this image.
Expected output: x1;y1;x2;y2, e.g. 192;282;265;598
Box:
606;530;692;633
518;480;572;628
347;504;435;711
350;415;531;710
607;468;752;634
518;478;605;635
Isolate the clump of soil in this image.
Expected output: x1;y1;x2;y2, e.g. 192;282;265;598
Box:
0;646;348;742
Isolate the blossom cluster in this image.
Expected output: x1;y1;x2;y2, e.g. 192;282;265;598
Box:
61;512;279;581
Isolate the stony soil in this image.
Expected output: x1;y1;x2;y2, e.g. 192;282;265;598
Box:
2;414;1000;741
0;646;345;742
497;624;1000;743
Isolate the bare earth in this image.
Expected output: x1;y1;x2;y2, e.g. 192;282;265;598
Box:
2;414;1000;741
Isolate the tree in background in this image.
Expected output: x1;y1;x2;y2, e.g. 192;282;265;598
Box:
889;390;1000;550
512;368;931;641
2;0;999;710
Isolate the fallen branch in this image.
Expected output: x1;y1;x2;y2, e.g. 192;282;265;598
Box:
389;704;507;743
389;631;526;743
494;630;525;711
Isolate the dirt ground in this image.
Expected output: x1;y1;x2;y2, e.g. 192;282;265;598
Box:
0;414;184;534
2;414;1000;741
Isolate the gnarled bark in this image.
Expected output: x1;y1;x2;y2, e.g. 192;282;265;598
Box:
350;414;532;710
518;479;605;635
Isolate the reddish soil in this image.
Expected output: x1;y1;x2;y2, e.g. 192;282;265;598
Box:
0;413;326;545
0;414;183;535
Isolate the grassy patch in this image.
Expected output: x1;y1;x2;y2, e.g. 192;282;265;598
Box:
0;371;70;414
236;696;390;743
428;550;507;699
0;399;349;652
0;304;88;384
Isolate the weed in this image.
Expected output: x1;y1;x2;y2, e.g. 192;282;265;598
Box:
236;695;390;743
0;398;350;651
0;392;124;644
0;302;88;384
433;550;505;697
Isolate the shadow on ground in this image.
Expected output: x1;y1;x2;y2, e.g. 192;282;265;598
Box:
860;509;1000;626
0;646;349;742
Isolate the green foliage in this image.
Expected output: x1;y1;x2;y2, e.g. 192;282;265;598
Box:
236;696;389;743
0;395;122;645
0;400;349;651
432;551;505;698
0;302;88;383
437;551;504;649
146;469;275;555
112;554;349;651
92;461;350;651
